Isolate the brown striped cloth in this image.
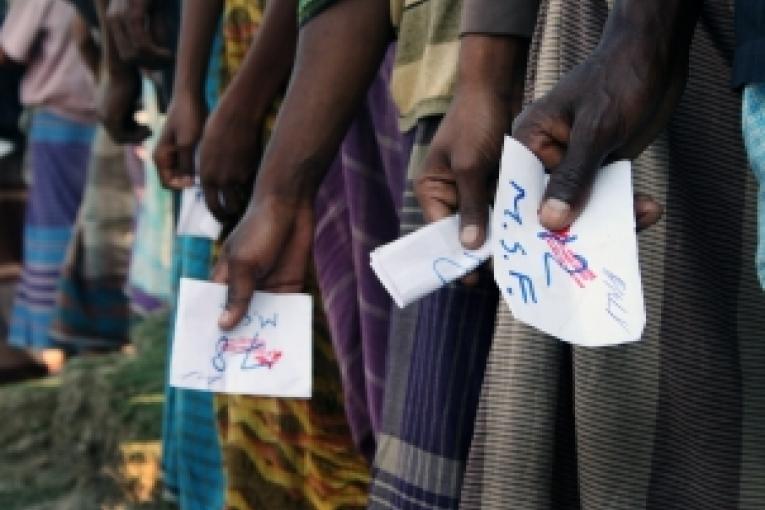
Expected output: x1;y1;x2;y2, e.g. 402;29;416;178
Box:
368;1;537;509
313;45;413;461
460;2;765;509
50;126;135;351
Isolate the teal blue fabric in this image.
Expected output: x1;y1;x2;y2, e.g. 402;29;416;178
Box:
743;83;765;290
161;235;223;510
160;23;226;510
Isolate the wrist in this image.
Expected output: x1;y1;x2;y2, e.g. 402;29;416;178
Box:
215;86;270;131
602;0;700;62
253;150;325;206
457;34;529;117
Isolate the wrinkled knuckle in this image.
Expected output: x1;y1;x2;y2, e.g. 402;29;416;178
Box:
414;171;431;190
524;133;548;158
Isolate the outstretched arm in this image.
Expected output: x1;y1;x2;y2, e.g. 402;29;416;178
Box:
215;0;393;329
153;0;223;189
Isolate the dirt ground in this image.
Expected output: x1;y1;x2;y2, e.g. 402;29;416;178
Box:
0;313;177;510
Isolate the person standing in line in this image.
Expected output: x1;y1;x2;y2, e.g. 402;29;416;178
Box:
458;1;765;508
155;0;374;506
1;0;98;374
213;1;538;508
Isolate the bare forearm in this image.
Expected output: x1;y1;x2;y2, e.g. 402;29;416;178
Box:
96;0;137;79
173;0;224;98
458;35;529;117
71;15;100;76
254;0;392;203
219;0;298;123
603;0;701;61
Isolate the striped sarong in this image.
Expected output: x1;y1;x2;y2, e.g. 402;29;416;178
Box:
160;24;227;510
365;1;501;508
313;45;411;461
212;3;370;509
50;126;134;351
161;235;226;510
127;80;174;315
8;109;95;350
460;2;765;509
369;120;498;510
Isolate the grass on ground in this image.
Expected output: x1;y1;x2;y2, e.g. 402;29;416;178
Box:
0;312;176;510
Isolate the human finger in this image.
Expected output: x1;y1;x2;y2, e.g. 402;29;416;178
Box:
169;145;196;189
202;183;227;222
415;174;458;224
453;159;491;250
539;111;618;231
218;251;258;330
634;193;664;232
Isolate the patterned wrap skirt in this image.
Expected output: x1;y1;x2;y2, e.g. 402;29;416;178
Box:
460;3;765;509
8;109;95;350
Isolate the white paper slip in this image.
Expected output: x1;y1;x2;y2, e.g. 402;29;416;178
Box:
492;137;645;347
370;214;492;308
170;278;312;398
176;183;222;239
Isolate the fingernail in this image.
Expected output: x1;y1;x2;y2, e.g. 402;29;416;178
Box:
540;199;572;228
460;225;480;246
219;311;233;328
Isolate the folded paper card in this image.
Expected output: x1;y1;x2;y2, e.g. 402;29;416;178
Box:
170;278;312;398
492;137;645;347
176;184;222;239
370;214;492;308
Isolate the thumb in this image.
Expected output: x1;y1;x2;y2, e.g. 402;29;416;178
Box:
218;255;257;331
540;117;614;231
454;163;491;250
153;131;179;189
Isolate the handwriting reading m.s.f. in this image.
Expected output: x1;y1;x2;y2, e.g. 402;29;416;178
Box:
503;180;526;227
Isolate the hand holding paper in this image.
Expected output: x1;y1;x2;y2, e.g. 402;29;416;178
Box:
170;278;312;398
370;215;492;308
492;137;645;346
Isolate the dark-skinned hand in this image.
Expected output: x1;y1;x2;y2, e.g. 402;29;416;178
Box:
514;27;691;232
198;101;264;223
213;197;314;330
415;35;527;285
211;0;392;330
153;91;207;190
106;0;173;69
417;81;517;251
97;68;151;144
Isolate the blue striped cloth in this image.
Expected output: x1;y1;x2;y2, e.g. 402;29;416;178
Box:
743;83;765;290
160;25;226;510
8;109;95;349
161;235;225;510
